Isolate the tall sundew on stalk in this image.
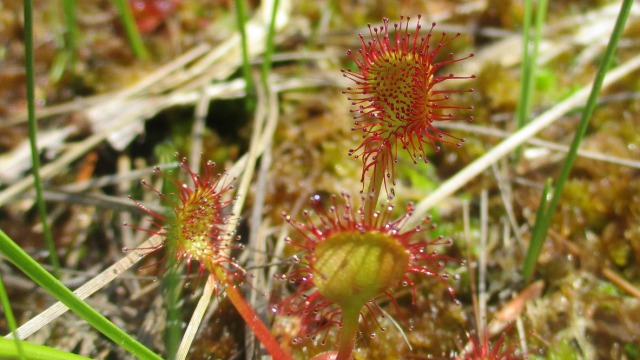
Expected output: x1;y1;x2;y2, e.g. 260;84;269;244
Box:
128;157;293;360
277;193;458;360
127;155;243;282
342;15;475;190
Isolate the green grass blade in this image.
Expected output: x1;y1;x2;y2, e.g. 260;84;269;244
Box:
112;0;149;60
515;0;547;159
523;0;633;282
0;337;91;360
0;269;26;359
0;229;161;360
533;0;548;67
164;264;180;360
260;0;280;91
62;0;77;76
23;0;61;275
522;178;551;280
514;0;533;132
157;151;180;360
529;0;548;111
235;0;255;111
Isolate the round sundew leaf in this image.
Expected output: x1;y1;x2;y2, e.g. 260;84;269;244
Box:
343;16;475;189
312;230;409;309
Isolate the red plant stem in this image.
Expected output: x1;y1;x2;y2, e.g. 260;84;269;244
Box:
221;270;291;360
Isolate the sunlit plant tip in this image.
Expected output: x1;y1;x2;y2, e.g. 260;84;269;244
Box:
277;193;458;344
127;155;243;282
342;15;475;188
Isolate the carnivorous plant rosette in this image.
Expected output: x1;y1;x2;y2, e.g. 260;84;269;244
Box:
129;157;292;359
278;193;457;360
128;156;242;280
342;15;475;193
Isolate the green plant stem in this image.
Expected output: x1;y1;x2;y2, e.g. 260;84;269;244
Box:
260;0;280;91
23;0;61;275
235;0;255;111
335;306;359;360
0;271;25;359
514;0;533;133
164;258;180;360
220;268;291;360
62;0;77;76
0;337;91;360
112;0;149;60
533;0;548;68
522;178;551;280
0;229;161;360
523;0;633;282
158;155;181;360
515;0;547;160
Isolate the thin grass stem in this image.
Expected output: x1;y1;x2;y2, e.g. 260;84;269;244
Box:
524;0;633;282
522;178;551;281
0;271;25;359
23;0;61;275
164;258;180;360
478;189;488;338
62;0;77;77
515;0;547;159
260;0;280;91
112;0;149;60
514;0;533;132
235;0;255;111
156;145;181;360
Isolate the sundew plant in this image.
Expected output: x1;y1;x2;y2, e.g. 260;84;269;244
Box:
0;1;639;360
